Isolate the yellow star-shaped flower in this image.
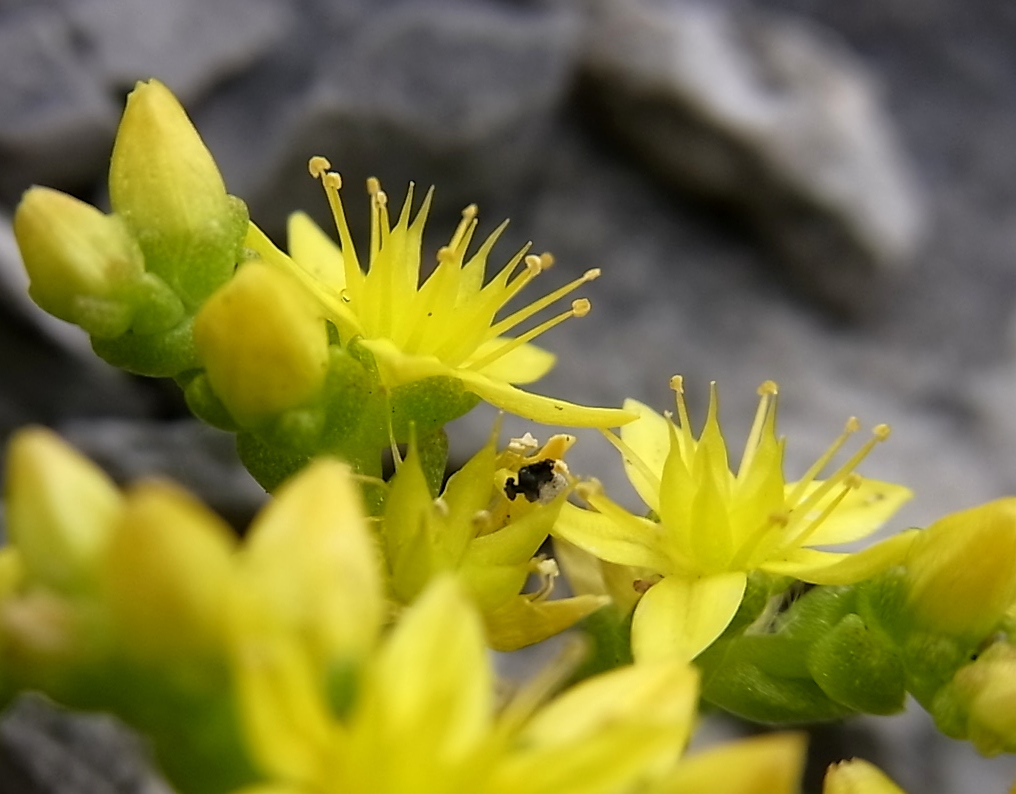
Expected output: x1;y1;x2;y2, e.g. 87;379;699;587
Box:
243;156;635;428
554;377;915;663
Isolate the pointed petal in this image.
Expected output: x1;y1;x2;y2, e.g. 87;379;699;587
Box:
762;530;919;585
489;662;699;793
353;578;492;776
655;733;807;794
617;399;669;513
468;338;555;385
631;572;747;663
239;459;383;664
231;629;336;784
484;594;609;652
824;758;907;794
553;502;672;572
362;337;636;427
794;479;913;546
287;211;345;290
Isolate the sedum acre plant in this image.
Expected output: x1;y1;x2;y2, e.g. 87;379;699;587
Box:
4;78;1016;792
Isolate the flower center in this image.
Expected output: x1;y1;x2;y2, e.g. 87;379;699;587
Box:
307;156;600;369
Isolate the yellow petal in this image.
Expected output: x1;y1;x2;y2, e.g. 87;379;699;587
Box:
493;662;699;794
353;578;492;773
239;459;383;666
553;502;672;572
792;479;913;546
762;530;918;585
362;337;637;427
631;572;747;663
468;338;555;385
618;398;670;513
287;210;346;290
823;758;907;794
484;594;609;652
655;732;807;794
231;629;336;784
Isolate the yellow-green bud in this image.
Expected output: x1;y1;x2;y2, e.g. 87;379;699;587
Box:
102;481;235;663
823;758;906;793
193;262;329;424
4;428;121;593
904;498;1016;639
14;187;144;337
109;79;247;308
950;644;1016;755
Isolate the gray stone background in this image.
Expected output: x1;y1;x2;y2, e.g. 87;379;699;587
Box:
1;0;1016;791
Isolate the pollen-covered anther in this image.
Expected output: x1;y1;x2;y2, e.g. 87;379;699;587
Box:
582;268;601;281
873;423;892;441
571;298;591;318
539;252;555;270
523;254;545;276
758;379;779;396
507;433;540;456
529;556;560;601
575;478;604;502
669;374;684;394
366;176;381;196
845;416;861;433
308;155;331;178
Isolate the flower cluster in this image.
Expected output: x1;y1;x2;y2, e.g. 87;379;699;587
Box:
4;78;1016;793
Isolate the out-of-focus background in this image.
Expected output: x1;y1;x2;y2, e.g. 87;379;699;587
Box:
1;0;1016;791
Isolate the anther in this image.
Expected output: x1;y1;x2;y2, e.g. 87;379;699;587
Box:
571;298;591;317
873;423;891;441
845;416;861;433
575;478;604;502
583;268;601;281
844;473;863;489
366;176;381;195
524;254;545;274
539;252;555;269
462;203;478;221
323;172;342;190
308;155;331;177
670;375;685;394
758;380;779;396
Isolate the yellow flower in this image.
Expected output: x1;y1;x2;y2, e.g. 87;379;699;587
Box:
554;378;914;663
231;576;704;794
382;429;607;650
243;156;635;428
823;759;907;793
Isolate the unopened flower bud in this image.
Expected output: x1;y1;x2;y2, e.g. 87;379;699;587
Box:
193;262;329;424
824;758;905;793
14;187;145;338
109;79;248;308
948;643;1016;756
5;428;121;593
102;481;235;662
904;498;1016;639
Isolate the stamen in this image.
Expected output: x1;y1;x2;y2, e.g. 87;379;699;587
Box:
466;299;592;372
448;204;479;254
785;416;861;506
737;381;779;478
528;557;560;601
669;376;696;454
487;268;600;339
308;156;363;295
787;424;891;518
783;474;862;551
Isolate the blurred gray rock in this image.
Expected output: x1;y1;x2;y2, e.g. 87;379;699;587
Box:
0;694;171;794
0;6;117;205
197;0;583;240
62;0;295;104
579;0;925;310
57;418;267;530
